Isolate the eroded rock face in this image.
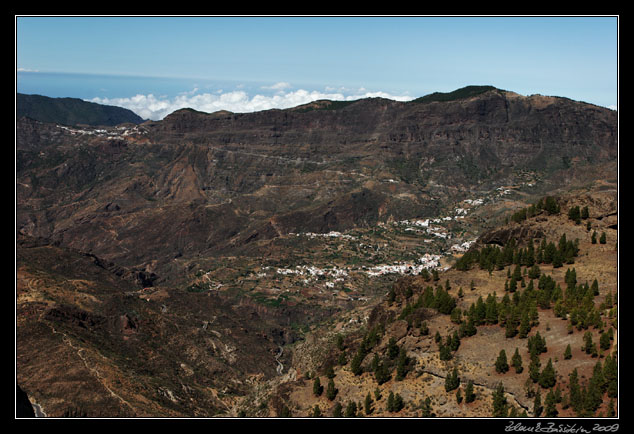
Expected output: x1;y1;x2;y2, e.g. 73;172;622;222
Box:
478;226;547;247
16;89;617;282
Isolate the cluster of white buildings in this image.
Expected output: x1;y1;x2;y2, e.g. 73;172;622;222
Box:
57;124;146;140
364;253;443;277
292;231;357;240
450;240;476;253
272;251;444;288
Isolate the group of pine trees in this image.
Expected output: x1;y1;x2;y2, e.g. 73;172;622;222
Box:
455;232;580;273
567;204;589;225
508;196;561;225
309;194;615;418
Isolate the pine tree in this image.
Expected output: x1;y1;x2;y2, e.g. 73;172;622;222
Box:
332;402;343;417
445;366;460;392
386;337;399;359
485;293;499;325
420;397;433;417
387;288;396;304
568;206;581;224
450;307;462;324
600;331;611;351
529;355;541;383
544;389;559;418
465;380;476;403
564;344;572;360
512;348;524;374
313;377;323;396
492;382;508;417
509;277;518;293
392;393;404;412
539;359;557;389
337;351;347;366
344;401;357;418
495;349;509;374
533;389;542;417
350;350;364;376
326;378;337;401
374;359;391;385
396;348;410;381
364;392;373;415
374;387;382;401
528;264;541;279
456;388;463;404
449;331;461;352
312;405;322;417
336;334;345;351
439;342;453;361
600;232;606;244
505;314;518;338
583;331;595;355
420;321;429;335
603;354;618;398
278;404;292;418
585;370;603;415
568;369;582;415
518;309;531;338
581;206;589;219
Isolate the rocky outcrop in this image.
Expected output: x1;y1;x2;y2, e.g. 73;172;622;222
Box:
477;225;546;247
16;384;35;417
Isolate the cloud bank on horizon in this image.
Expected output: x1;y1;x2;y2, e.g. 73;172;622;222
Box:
89;83;415;120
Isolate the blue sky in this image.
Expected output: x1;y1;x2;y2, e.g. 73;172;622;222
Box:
16;16;618;119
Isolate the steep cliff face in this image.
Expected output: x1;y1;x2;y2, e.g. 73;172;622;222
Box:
16;87;617;280
144;90;616;167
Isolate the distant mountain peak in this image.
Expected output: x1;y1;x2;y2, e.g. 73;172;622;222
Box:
409;85;501;104
16;93;146;127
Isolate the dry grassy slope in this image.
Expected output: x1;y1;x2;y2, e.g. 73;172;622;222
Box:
273;186;617;418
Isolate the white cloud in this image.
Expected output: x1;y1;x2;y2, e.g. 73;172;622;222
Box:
261;82;292;91
90;87;415;120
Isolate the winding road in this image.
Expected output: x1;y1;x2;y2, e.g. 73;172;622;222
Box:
275;346;284;375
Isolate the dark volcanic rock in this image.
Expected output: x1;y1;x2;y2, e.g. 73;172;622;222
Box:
478;225;546;247
16;384;35;417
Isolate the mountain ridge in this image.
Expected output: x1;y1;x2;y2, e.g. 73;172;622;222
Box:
17;93;146;127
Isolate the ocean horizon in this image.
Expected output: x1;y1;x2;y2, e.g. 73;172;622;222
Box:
16;71;416;120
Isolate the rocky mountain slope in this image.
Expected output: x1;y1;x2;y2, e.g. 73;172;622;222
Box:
15;86;617;418
265;187;617;418
17;93;145;127
16;87;616;282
